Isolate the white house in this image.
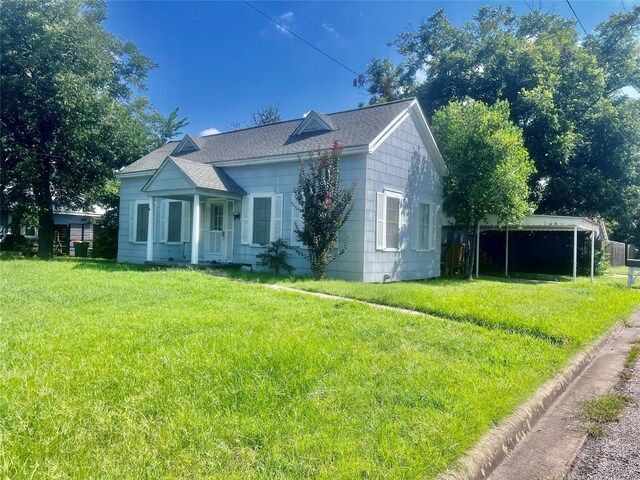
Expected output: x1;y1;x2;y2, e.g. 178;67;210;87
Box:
116;98;447;282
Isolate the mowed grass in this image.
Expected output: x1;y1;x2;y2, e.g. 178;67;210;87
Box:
264;276;640;348
0;259;577;479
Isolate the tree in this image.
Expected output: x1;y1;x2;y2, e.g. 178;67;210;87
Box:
250;106;281;126
293;141;356;280
147;106;189;149
0;0;179;258
432;100;535;278
359;6;640;243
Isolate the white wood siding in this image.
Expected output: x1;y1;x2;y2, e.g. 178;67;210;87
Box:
363;113;444;282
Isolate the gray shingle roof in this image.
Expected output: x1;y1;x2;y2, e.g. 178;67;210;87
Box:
145;157;246;195
121;98;416;174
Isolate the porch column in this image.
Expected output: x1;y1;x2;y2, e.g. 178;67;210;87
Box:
191;194;200;265
505;225;509;277
590;231;595;282
146;198;154;261
572;226;578;282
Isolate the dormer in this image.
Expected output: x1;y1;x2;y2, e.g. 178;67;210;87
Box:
172;134;202;155
291;110;334;136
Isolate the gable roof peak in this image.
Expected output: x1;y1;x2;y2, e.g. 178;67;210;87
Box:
172;134;203;155
292;110;335;136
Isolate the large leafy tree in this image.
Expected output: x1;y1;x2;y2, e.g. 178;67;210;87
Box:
432;100;535;278
294;141;356;280
361;6;640;243
0;0;185;258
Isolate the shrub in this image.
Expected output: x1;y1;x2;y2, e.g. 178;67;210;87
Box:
256;239;294;275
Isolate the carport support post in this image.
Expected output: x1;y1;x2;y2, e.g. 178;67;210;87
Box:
191;194;200;265
146;199;154;262
572;226;578;282
590;231;595;282
505;225;509;277
475;223;480;279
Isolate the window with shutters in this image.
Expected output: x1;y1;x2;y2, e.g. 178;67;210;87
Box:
376;190;403;251
129;200;149;243
241;194;283;246
253;197;271;245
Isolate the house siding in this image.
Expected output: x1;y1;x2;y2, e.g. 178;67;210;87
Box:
224;153;367;281
117;176;196;263
117;153;367;281
363;113;444;282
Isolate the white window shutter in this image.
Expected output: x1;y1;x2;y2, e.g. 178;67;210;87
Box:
376;192;385;250
129;202;136;243
181;201;191;243
290;193;303;246
430;203;440;250
159;200;168;243
241;196;252;245
271;193;283;242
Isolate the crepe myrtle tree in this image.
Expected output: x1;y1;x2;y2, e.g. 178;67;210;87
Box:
293;141;357;280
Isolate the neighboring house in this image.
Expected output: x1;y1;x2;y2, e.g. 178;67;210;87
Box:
0;210;101;256
116;98;446;282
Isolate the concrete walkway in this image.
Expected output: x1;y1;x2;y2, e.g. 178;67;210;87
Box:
488;310;640;480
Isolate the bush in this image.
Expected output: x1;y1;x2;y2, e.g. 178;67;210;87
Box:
256;239;294;275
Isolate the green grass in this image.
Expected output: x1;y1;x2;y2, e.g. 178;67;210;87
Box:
243;274;640;348
606;265;633;276
1;259;639;479
625;343;639;369
579;393;633;438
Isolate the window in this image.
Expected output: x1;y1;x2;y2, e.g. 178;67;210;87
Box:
129;200;149;243
376;190;403;250
136;203;149;242
419;203;430;250
210;204;223;232
412;202;439;251
167;201;182;242
253;197;272;245
241;194;283;245
158;200;190;244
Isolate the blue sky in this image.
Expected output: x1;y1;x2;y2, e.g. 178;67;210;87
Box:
105;1;637;137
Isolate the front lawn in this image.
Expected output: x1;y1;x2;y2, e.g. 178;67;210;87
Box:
261;275;640;348
0;259;638;479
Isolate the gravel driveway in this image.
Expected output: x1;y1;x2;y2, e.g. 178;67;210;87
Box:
567;352;640;480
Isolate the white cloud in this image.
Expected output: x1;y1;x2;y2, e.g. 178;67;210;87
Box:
274;11;294;34
199;127;221;136
322;23;340;38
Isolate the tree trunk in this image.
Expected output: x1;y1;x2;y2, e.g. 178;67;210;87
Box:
34;166;54;259
37;206;54;259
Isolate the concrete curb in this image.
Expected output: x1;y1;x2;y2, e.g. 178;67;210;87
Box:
438;321;627;480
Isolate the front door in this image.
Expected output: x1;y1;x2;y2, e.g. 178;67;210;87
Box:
205;201;226;261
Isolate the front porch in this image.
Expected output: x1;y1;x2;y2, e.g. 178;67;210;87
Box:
142;156;246;265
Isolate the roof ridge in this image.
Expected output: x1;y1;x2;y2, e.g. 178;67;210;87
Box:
198;97;417;138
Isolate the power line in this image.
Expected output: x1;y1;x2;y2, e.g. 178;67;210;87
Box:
565;0;589;36
523;0;535;14
242;1;362;78
621;0;628;13
565;0;633;144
